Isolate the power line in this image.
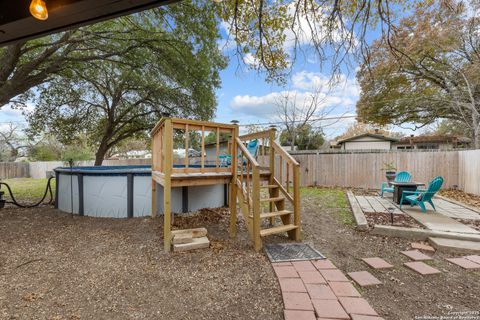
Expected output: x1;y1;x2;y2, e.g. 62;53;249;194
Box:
238;115;357;127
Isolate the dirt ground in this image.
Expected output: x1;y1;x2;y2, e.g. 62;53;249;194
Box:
1;188;480;320
0;205;283;320
439;189;480;209
297;188;480;320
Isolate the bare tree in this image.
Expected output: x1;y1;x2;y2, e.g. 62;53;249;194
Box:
0;123;29;161
274;86;338;150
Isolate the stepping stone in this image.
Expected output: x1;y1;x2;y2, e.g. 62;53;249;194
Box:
362;257;393;269
284;310;316;320
445;257;480;270
411;242;435;252
298;271;326;284
404;262;441;275
465;255;480;264
401;250;433;261
351;315;385;320
347;271;382;287
312;259;337;270
282;292;314;311
311;299;350;319
429;237;480;254
279;278;307;292
338;297;378;316
305;284;337;300
272;262;292;267
319;269;350;282
292;261;317;272
273;265;299;278
329;281;361;297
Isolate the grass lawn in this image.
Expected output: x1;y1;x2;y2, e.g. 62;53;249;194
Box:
301;187;354;225
1;178;55;201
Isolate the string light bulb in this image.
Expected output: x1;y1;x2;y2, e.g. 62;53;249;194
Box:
30;0;48;21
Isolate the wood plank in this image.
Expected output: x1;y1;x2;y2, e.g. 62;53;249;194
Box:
365;196;387;213
376;197;402;214
260;224;297;237
163;118;173;252
355;196;375;212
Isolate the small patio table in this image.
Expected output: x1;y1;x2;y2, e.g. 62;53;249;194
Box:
389;181;425;205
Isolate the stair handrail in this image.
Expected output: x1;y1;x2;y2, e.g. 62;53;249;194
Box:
235;136;262;250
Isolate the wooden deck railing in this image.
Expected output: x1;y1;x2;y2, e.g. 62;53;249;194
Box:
151;118;237;175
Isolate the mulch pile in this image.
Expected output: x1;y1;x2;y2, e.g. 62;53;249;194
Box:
364;211;423;229
439;189;480;209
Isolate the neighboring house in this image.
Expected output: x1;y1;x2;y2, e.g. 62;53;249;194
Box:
394;135;471;150
335;133;399;151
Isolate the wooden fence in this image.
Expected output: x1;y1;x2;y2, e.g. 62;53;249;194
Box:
0;162;29;179
284;149;480;194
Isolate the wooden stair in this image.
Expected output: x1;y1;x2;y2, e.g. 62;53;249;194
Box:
260;196;284;202
249;210;293;219
260;224;298;237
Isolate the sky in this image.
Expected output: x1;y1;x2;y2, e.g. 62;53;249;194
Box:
0;5;432;140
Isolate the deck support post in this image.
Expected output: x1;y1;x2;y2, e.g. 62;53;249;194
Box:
229;125;239;237
151;180;157;218
292;165;301;241
252;166;262;251
163;118;173;252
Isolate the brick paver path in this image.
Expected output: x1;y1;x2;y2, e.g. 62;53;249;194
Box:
274;259;381;320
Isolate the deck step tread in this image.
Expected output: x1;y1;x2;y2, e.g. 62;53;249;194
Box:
261;185;279;188
249;210;293;219
260;196;284;202
260;224;298;237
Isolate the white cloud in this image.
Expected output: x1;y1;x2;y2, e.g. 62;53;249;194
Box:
243;53;260;67
229;71;359;119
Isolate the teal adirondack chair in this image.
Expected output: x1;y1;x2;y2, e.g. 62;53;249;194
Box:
399;176;444;213
381;171;412;197
219;139;259;166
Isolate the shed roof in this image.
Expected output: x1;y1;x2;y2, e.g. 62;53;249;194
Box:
336;133;399;144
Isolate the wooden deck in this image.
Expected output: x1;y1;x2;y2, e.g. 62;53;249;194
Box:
354;194;480;220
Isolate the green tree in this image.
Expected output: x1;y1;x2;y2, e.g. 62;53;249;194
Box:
27;2;226;165
356;1;480;147
280;124;324;150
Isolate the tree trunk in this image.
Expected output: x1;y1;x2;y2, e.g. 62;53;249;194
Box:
94;142;109;166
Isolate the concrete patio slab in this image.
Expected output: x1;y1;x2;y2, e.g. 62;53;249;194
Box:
401;250;433;261
362;257;393;269
347;271;382;287
445;257;480;269
429;237;480;254
404;261;441;275
405;210;479;234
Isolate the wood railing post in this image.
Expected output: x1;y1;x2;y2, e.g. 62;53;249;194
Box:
229;125;239;237
268;128;276;224
252;166;262;251
293;164;301;241
163;118;173;252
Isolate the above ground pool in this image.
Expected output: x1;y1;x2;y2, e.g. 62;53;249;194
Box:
54;165;227;218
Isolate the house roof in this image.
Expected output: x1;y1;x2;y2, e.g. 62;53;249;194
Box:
0;0;175;46
336;133;399;144
396;135;471;144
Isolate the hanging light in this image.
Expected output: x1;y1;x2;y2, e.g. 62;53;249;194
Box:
30;0;48;21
